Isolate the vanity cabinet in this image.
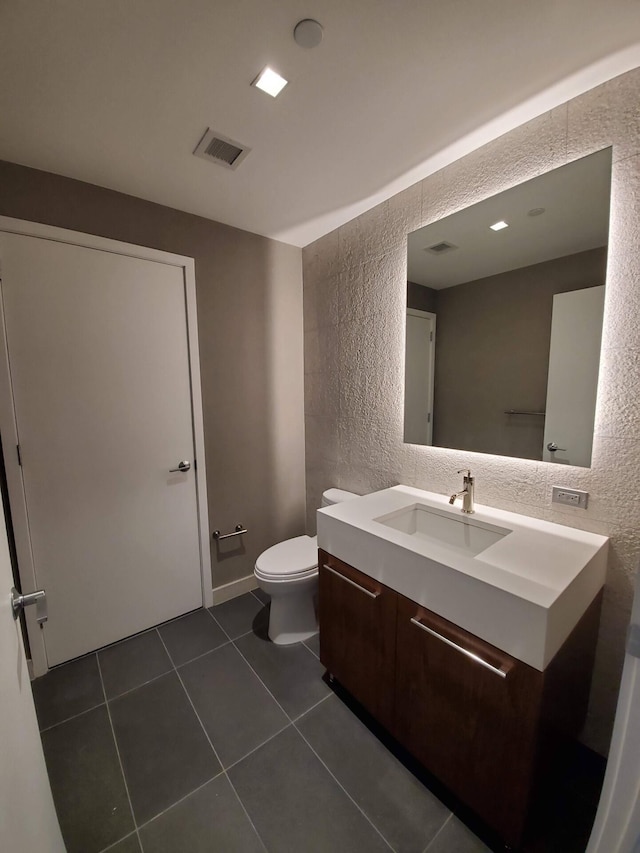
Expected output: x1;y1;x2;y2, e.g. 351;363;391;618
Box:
318;550;601;850
394;594;542;847
318;551;397;732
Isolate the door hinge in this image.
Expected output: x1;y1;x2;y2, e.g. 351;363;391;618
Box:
427;413;431;424
16;444;22;466
430;331;433;342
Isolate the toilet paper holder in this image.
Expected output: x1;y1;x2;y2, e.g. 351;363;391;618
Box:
213;524;247;541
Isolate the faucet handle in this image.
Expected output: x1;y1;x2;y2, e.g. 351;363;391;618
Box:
457;468;472;478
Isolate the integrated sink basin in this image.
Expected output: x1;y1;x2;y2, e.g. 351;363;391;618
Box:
375;503;511;557
317;485;608;670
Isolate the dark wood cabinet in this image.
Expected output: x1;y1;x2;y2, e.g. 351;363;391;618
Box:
394;595;542;847
318;550;397;731
318;550;602;850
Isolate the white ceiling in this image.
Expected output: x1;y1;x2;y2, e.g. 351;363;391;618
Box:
1;1;640;248
407;148;612;289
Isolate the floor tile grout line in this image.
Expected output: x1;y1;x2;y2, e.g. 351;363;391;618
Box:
97;829;139;853
104;666;174;704
204;606;259;645
291;690;333;723
133;769;225;835
224;722;293;773
302;637;320;660
39;699;106;733
204;605;233;640
293;721;397;853
422;812;453;853
224;771;270;853
155;627;271;853
230;637;294;723
95;654;143;849
155;629;225;768
156;620;270;853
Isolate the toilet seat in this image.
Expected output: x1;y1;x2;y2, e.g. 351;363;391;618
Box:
255;535;318;579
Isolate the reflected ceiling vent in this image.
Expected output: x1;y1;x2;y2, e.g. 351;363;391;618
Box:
193;128;251;170
424;240;458;254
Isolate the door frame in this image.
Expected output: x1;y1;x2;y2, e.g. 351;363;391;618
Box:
405;308;436;445
0;216;212;676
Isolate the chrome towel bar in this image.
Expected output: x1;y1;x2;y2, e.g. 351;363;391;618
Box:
504;410;545;416
213;524;247;541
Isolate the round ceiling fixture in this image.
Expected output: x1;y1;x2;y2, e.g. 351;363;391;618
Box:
528;207;546;217
294;19;323;48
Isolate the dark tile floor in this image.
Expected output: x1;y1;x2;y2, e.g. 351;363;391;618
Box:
32;592;605;853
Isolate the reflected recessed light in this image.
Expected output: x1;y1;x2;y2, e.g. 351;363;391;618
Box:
252;67;288;97
490;220;509;231
528;207;546;217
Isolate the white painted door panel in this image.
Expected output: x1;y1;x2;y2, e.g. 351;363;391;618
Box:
0;491;65;852
404;310;436;445
0;232;202;666
543;286;604;466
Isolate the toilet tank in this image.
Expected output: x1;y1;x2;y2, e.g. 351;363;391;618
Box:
321;488;359;507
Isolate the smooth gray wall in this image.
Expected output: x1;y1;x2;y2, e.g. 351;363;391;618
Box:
431;247;607;459
407;280;437;312
0;161;306;592
302;67;640;755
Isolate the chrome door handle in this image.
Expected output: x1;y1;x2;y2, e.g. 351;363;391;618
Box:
11;587;48;624
546;442;567;452
169;460;191;473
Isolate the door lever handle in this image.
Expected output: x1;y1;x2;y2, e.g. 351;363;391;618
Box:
11;587;48;624
169;460;191;473
546;442;567;452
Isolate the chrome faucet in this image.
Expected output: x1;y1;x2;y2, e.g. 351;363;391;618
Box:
449;469;475;514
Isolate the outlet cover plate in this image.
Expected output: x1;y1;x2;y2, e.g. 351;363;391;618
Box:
551;486;589;509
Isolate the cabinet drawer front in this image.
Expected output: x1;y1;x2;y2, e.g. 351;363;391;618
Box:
395;595;541;847
318;552;396;729
408;613;516;680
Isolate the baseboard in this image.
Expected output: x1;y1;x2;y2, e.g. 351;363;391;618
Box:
212;574;258;605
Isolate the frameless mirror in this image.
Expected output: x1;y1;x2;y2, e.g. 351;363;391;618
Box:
404;148;612;467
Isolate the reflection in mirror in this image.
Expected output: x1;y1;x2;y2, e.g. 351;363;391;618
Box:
404;148;612;467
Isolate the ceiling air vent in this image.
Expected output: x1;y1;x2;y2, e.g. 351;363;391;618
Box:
425;241;458;254
193;128;251;170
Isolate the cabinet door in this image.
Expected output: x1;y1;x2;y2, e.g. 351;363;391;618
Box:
395;594;542;848
318;551;397;730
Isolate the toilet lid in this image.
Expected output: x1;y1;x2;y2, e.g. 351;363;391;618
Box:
255;535;318;577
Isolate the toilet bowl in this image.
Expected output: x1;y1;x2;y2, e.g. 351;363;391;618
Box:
254;488;359;645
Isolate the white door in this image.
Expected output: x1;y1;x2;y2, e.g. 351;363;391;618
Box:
0;230;204;666
587;569;640;853
0;491;65;852
543;286;605;466
404;309;436;445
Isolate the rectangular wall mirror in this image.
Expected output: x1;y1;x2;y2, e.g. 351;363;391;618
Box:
404;148;612;467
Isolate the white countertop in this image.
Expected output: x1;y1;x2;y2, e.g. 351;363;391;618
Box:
317;485;609;670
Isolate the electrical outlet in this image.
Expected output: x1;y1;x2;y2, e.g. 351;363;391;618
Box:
551;486;588;509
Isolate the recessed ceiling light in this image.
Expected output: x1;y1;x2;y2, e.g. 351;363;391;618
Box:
528;207;546;217
252;67;288;98
490;220;509;231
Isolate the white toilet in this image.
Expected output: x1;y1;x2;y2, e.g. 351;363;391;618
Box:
254;488;359;645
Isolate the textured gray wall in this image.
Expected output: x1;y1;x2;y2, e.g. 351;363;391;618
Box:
302;67;640;755
432;248;607;459
0;161;306;593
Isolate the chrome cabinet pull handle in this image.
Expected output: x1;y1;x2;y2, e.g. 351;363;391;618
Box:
323;564;380;599
169;460;191;473
410;617;508;678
